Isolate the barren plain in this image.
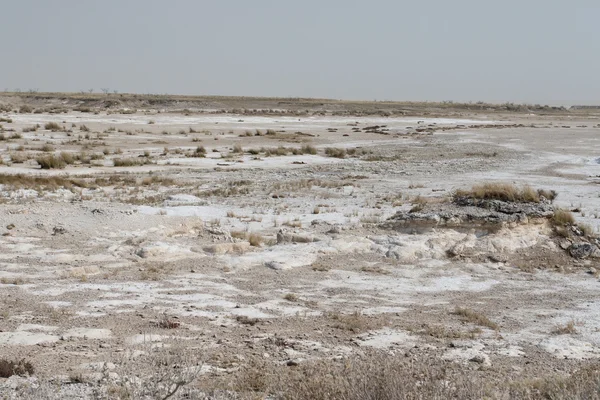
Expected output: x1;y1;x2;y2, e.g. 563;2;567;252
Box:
0;94;600;399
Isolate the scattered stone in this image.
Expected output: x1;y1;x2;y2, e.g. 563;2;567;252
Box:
569;243;594;259
286;359;300;366
265;261;285;270
52;226;67;236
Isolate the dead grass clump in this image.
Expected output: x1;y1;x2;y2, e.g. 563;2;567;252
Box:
157;314;181;329
265;146;289;156
113;158;143;167
264;352;485;400
44;122;62;131
236;315;260;326
455;183;546;203
301;144;317;155
140;263;173;280
22;125;38;132
141;175;176;186
189;145;206;157
409;195;428;213
325;147;346;158
59;151;76;165
553;320;578;335
10;152;31;163
328;311;375;333
232;144;243;153
250;351;600;400
0;359;34;378
36;154;66;169
283;293;298;302
0;174;86;190
452;307;499;330
423;324;481;339
552;208;575;226
230;230;247;240
311;262;331;272
40;144;54;152
248;233;264;247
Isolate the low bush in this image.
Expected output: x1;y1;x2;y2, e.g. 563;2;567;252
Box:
44;122;62;131
36;154;66;169
325;147;346;158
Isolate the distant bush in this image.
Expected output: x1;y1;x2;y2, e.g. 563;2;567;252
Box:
325;147;346;158
189;146;206;158
22;125;38;132
113;158;143;167
301;145;317;155
44;122;62;131
36;154;66;169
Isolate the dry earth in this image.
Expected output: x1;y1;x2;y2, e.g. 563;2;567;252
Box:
1;94;600;398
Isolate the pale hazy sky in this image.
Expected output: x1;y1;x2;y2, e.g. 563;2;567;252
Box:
2;1;599;104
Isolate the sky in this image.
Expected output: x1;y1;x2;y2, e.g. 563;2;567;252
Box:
1;0;599;105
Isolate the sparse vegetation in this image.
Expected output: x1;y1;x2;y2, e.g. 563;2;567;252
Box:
552;208;576;226
452;307;499;330
553;320;579;335
327;311;378;333
36;154;66;169
44;122;62;131
0;358;34;378
283;293;298;302
325;147;347;158
248;233;263;247
455;183;558;203
113;158;145;167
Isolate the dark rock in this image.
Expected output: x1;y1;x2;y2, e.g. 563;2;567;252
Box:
52;227;67;236
569;243;594;259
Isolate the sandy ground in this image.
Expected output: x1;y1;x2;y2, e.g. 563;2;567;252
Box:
1;98;600;397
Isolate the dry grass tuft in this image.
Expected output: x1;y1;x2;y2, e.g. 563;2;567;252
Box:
36;154;66;169
327;311;377;333
552;208;575;226
248;233;264;247
44;122;62;131
236;315;260;326
113;158;145;167
452;307;499;330
422;324;482;339
455;183;552;203
325;147;346;158
553;320;579;335
283;293;298;302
